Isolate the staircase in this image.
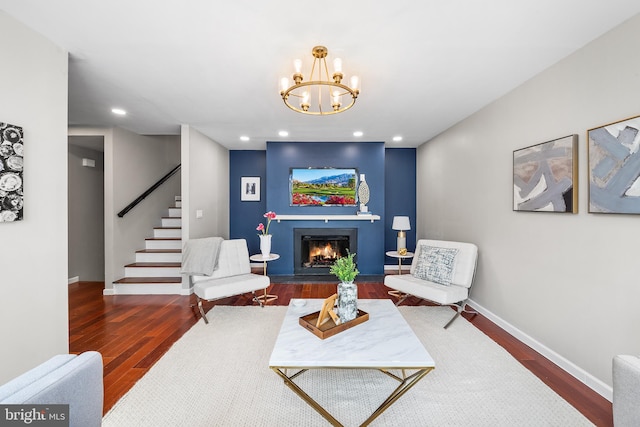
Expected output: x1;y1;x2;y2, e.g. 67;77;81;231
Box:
112;196;184;295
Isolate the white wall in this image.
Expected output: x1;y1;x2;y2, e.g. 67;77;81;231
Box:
180;125;229;240
180;125;229;289
417;13;640;397
68;143;104;281
0;11;69;383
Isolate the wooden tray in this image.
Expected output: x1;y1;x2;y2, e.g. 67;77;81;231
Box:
299;309;369;339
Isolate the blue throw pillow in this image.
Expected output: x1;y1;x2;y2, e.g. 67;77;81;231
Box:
413;245;458;285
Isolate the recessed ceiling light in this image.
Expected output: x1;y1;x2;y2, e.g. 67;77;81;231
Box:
353;131;363;137
240;136;250;142
111;108;126;116
279;130;289;137
393;136;403;142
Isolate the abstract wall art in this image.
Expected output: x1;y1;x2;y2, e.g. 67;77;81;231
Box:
0;122;24;222
588;115;640;214
513;134;578;213
241;176;260;201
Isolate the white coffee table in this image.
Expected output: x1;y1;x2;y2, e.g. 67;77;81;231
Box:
269;299;435;426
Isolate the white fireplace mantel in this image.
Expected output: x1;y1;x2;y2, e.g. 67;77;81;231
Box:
275;214;381;224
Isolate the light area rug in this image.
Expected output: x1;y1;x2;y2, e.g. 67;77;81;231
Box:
102;305;593;427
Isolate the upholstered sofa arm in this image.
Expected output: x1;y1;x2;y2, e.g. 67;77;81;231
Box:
0;351;103;427
613;354;640;426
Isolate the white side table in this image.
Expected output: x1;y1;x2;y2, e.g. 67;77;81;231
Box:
250;253;280;304
386;250;414;275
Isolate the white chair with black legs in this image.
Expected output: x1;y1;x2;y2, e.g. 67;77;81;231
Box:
384;239;478;328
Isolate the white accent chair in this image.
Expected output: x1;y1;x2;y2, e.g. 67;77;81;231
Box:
613;355;640;426
187;239;270;324
384;239;478;328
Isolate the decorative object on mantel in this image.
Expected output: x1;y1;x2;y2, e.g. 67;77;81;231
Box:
588;115;640;214
0;122;24;222
279;46;360;116
513;134;578;213
256;211;276;257
392;216;411;252
330;251;360;323
357;173;370;215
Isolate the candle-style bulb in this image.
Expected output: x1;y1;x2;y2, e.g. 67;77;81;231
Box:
350;75;360;91
333;58;342;73
280;77;289;93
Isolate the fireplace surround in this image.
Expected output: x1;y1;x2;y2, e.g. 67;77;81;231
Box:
294;228;357;275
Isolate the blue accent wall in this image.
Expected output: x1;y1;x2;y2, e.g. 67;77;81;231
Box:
229;150;266;256
229;144;416;276
384;148;417;254
266;142;386;275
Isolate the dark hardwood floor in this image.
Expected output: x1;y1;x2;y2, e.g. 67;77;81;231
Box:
68;280;612;425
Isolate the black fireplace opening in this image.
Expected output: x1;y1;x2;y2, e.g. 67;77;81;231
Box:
294;228;357;275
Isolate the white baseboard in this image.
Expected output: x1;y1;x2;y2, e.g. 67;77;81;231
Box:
103;289;115;296
68;276;79;285
468;298;613;402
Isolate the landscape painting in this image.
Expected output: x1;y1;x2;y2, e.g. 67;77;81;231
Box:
0;122;24;222
588;115;640;214
290;168;357;206
513;135;578;213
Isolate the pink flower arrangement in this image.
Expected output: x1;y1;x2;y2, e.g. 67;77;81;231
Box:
256;211;277;235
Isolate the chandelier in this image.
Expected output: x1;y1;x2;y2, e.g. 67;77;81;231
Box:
279;46;360;115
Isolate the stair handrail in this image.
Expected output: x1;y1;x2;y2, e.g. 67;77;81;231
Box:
117;164;181;218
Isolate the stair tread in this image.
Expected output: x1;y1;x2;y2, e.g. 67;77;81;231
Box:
114;277;181;284
154;226;181;229
125;262;181;267
136;249;181;253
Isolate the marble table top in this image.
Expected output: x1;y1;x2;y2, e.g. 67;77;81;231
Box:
269;299;435;369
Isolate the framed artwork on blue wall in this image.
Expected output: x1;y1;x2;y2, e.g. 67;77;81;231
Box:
588;115;640;214
241;176;260;201
513;134;578;213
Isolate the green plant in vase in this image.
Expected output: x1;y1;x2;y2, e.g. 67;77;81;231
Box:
330;251;359;323
330;250;359;283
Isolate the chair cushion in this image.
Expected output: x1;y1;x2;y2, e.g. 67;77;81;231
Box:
413;245;459;285
385;274;469;305
193;273;269;301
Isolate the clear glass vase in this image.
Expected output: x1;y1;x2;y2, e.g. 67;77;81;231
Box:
337;281;358;323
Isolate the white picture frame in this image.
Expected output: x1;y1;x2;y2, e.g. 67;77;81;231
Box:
241;177;260;201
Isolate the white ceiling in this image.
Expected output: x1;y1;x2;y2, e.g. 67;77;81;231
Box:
3;1;640;150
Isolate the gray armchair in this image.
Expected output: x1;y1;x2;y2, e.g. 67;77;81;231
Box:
613;354;640;426
0;351;103;427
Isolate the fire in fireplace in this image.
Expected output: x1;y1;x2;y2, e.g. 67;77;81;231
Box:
294;228;357;275
306;240;343;268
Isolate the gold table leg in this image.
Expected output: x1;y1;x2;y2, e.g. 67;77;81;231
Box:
271;366;433;427
255;261;278;304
